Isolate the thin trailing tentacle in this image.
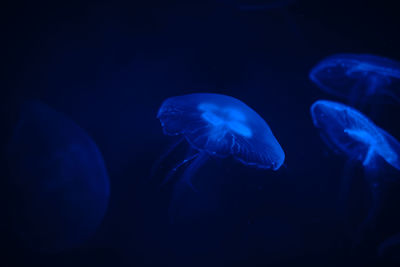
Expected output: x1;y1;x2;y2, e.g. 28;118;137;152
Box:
337;160;356;220
168;151;209;223
160;152;200;187
348;78;367;109
180;152;209;192
353;166;383;247
150;137;184;179
353;187;381;247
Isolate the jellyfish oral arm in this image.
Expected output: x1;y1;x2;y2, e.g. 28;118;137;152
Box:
343;128;379;167
344;128;375;146
363;147;376;167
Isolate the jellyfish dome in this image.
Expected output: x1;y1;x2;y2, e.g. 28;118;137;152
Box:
157;93;285;170
310;99;400;170
6;100;110;252
309;54;400;103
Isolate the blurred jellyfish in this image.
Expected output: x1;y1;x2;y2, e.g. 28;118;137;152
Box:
155;93;284;221
310;100;400;242
309;54;400;109
6;100;110;253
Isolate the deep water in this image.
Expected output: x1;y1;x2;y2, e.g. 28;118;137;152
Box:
2;1;400;266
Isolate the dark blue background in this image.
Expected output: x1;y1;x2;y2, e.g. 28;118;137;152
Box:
2;0;400;266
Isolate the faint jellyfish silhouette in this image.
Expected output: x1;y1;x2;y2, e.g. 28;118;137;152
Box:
310;100;400;243
309;54;400;110
155;93;285;221
6;100;110;253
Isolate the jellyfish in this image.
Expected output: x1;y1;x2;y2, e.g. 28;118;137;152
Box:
155;93;285;221
310;99;400;242
6;100;110;253
309;54;400;110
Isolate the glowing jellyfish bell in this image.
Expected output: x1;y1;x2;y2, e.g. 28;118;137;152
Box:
6;100;110;253
310;54;400;108
310;99;400;241
310;100;400;171
156;93;285;220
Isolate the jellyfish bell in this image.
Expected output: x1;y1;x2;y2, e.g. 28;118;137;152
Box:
6;100;110;253
156;93;285;221
309;54;400;108
158;93;285;170
310;100;400;171
310;99;400;243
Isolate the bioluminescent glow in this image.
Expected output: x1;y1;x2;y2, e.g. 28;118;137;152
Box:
309;54;400;106
158;93;285;170
310;100;400;170
156;93;284;222
6;100;110;252
311;99;400;245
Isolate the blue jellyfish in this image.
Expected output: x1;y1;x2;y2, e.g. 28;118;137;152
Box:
310;100;400;243
309;54;400;109
6;100;110;253
155;93;285;221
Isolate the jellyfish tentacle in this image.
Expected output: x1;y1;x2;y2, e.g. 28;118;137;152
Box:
168;151;209;223
180;151;209;191
338;160;356;220
363;147;376;167
353;187;382;246
160;151;200;187
353;166;383;246
348;78;366;107
150;137;184;179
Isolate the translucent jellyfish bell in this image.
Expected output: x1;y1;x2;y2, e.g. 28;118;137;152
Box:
156;93;284;221
310;99;400;243
158;93;284;170
310;54;400;107
310;100;400;170
6;101;110;252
